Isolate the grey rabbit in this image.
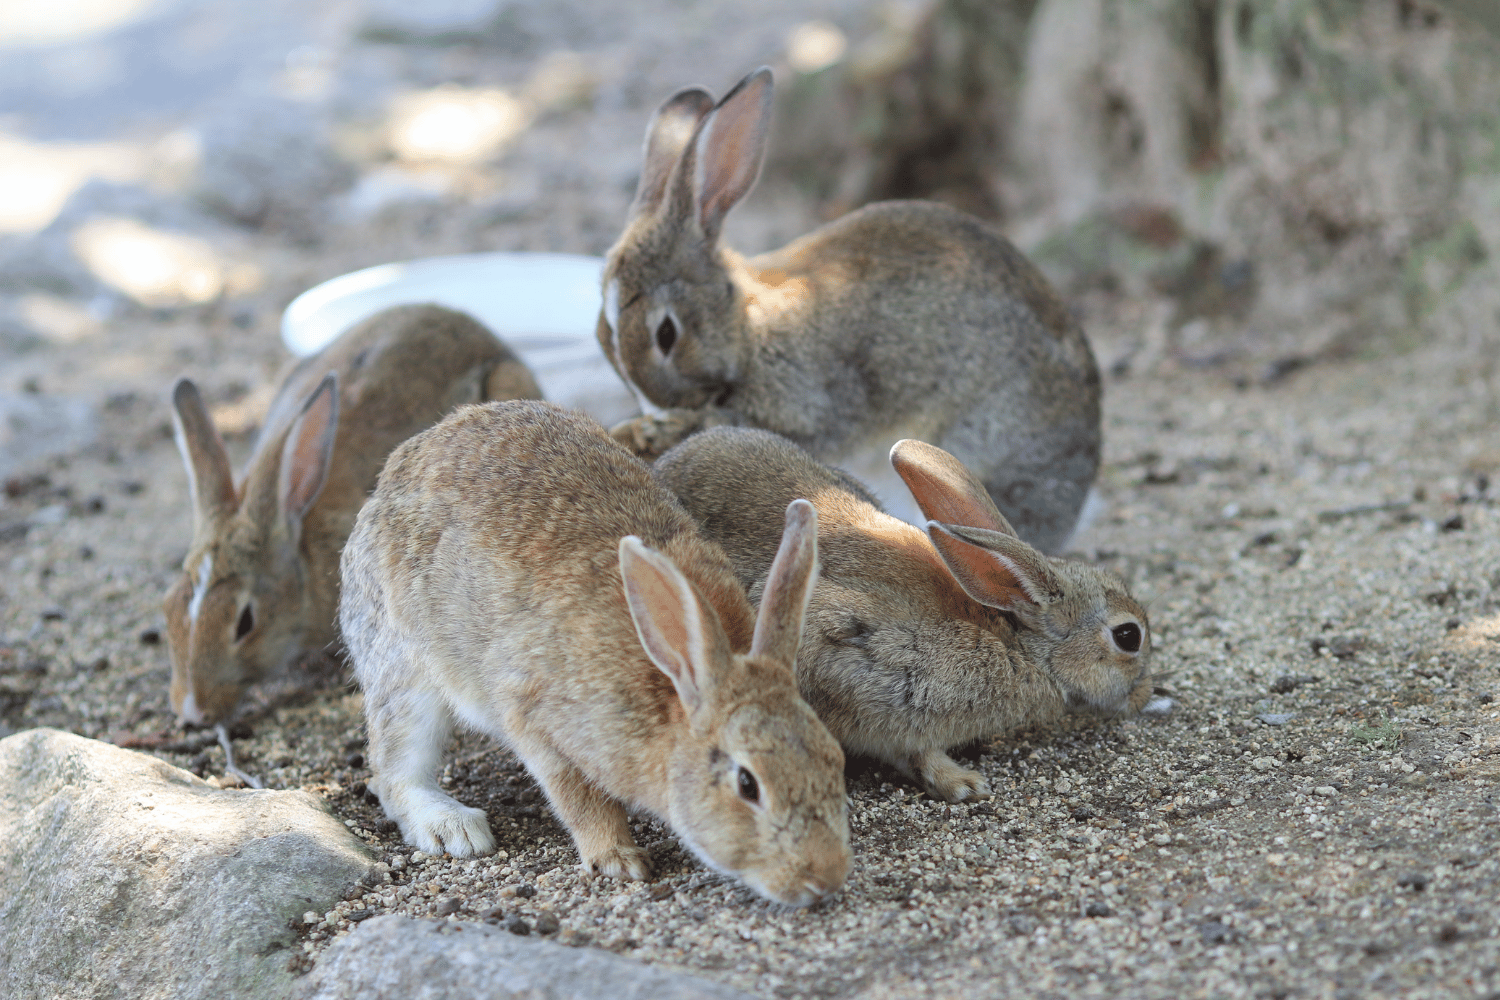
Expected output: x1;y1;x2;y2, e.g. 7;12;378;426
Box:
599;66;1101;552
165;305;541;725
654;427;1158;802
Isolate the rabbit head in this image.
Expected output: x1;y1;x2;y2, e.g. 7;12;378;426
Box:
163;375;338;725
598;68;775;413
890;439;1154;716
619;499;851;906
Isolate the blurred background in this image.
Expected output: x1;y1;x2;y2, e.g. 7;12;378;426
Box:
0;0;1497;474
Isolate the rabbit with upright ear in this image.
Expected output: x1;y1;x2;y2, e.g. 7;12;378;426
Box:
164;305;542;726
654;427;1156;803
339;401;850;906
599;66;1101;553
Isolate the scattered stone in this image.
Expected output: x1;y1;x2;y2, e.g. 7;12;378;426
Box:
514;883;537;899
533;912;560;935
1396;872;1430;891
1084;902;1112;918
434;897;462;917
294;915;758;999
1436;923;1460;944
1251;756;1280;772
345;752;365;769
0;728;375;1000
1312;786;1338;798
647;883;674;901
503;914;531;936
139;628;161;646
481;906;506;923
1199;920;1233;944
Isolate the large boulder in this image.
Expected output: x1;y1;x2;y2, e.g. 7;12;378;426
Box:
0;728;376;1000
296;915;758;1000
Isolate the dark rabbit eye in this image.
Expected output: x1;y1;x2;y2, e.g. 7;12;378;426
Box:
1111;622;1142;653
736;766;760;803
235;604;255;642
655;315;678;355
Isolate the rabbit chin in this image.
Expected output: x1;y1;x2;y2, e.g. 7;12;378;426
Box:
674;829;830;908
1064;674;1145;716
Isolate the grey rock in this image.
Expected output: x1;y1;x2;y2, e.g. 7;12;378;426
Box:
1257;712;1296;726
295;915;759;1000
0;727;375;1000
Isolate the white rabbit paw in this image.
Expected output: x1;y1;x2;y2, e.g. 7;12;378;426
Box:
1141;696;1176;716
581;844;651;882
399;797;496;858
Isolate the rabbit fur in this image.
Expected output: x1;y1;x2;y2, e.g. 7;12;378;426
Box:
164;304;541;726
339;401;851;906
654;427;1155;803
599;66;1101;553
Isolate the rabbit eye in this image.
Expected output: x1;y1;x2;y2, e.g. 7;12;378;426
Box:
1111;622;1142;653
235;604;255;642
655;315;677;355
736;766;760;804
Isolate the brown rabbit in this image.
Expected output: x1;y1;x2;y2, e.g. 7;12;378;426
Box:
339;401;850;906
164;305;541;726
599;66;1101;553
654;428;1158;803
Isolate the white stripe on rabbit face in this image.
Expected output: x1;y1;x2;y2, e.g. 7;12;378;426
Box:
603;278;621;348
188;554;213;623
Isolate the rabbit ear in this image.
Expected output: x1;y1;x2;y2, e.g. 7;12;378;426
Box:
619;536;728;714
278;373;339;531
750;499;819;664
691;66;773;241
633;86;715;217
891;439;1018;536
171;378;237;535
925;521;1065;612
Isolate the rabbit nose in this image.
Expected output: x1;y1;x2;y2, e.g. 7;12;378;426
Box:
178;690;205;726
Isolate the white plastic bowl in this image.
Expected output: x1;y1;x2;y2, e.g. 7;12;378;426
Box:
280;252;637;426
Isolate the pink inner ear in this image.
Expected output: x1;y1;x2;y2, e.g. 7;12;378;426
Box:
693;72;771;236
281;381;337;519
926;524;1035;611
893;446;1015;536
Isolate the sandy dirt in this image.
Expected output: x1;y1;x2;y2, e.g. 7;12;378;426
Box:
1;3;1497;999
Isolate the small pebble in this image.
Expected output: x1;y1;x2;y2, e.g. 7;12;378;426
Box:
481;906;506;923
514;884;536;899
503;915;531;936
534;912;560;935
435;897;462;917
648;883;674;901
1312;786;1337;798
139;628;161;645
1396;872;1430;891
1084;902;1112;918
346;752;365;769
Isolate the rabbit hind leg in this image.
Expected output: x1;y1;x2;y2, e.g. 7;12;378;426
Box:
366;681;496;858
910;747;992;803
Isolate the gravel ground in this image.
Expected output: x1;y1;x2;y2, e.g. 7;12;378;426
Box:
2;3;1498;998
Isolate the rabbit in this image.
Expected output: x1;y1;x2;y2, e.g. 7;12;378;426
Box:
164;304;542;727
339;400;851;906
653;427;1158;804
598;66;1101;554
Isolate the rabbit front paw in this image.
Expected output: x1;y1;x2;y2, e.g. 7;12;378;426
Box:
398;794;497;858
581;844;652;882
609;410;705;461
913;749;992;803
